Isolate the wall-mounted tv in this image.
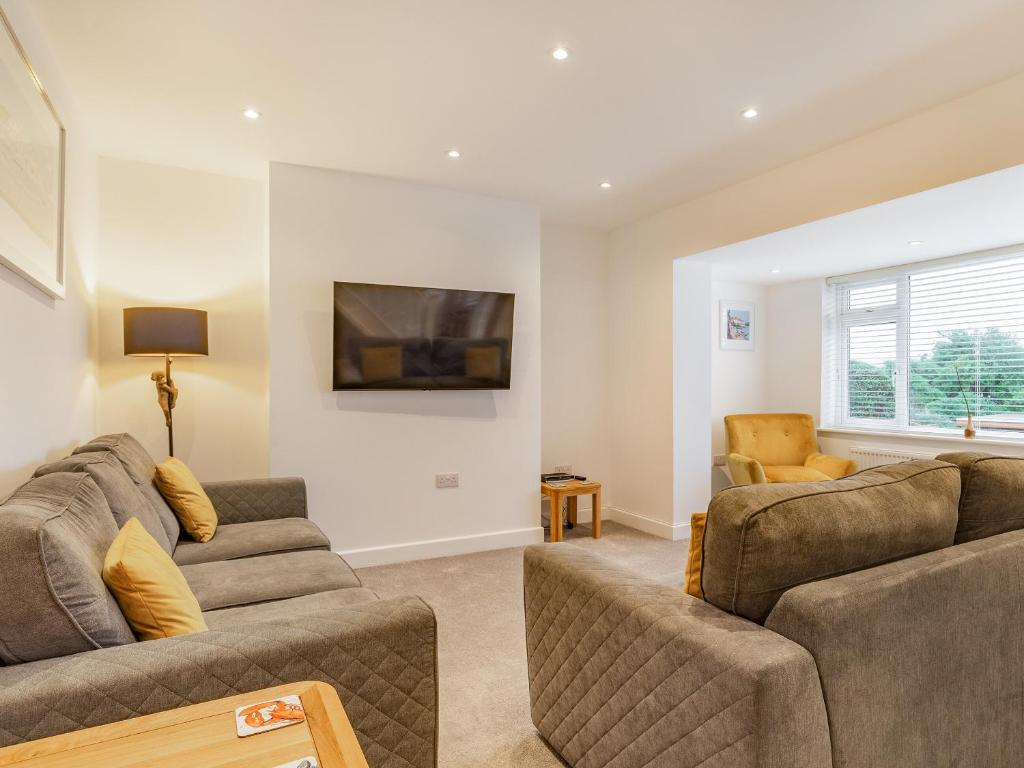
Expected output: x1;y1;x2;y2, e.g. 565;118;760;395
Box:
333;281;515;390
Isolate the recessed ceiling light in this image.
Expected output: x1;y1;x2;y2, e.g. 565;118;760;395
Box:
599;181;612;190
908;240;924;246
741;107;759;119
552;47;570;61
770;268;781;274
447;149;461;158
242;107;261;120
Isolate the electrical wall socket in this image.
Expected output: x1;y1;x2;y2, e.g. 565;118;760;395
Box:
435;472;459;489
554;464;572;475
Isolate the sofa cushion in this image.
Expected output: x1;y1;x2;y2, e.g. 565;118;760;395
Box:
936;452;1024;543
701;460;960;623
180;550;361;611
172;518;331;566
0;473;135;663
34;451;174;554
102;518;208;640
202;587;380;628
74;433;181;548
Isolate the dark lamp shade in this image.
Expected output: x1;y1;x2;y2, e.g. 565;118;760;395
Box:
123;307;209;357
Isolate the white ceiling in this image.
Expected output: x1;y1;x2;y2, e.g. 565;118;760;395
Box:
26;0;1024;228
705;163;1024;284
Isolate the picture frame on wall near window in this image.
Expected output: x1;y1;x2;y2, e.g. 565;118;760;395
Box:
0;8;66;299
720;300;755;351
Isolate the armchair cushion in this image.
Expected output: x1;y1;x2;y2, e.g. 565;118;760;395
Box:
805;451;858;479
172;518;330;565
763;465;832;483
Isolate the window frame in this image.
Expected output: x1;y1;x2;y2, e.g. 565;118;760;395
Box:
823;244;1024;440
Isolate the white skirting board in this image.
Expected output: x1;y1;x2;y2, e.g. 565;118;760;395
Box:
341;506;690;568
608;506;691;541
341;526;545;568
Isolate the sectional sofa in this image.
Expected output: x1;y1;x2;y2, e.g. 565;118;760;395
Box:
525;452;1024;768
0;433;438;768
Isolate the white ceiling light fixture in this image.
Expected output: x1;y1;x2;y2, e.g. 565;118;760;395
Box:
741;107;759;119
242;107;261;120
770;268;781;274
908;240;924;246
599;181;612;190
447;149;461;158
551;47;570;61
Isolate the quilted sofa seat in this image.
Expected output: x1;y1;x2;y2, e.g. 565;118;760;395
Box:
182;550;362;611
172;518;331;565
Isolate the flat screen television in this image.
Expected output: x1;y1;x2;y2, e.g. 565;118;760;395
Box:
333;281;515;390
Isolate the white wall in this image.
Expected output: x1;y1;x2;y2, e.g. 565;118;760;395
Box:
96;158;268;479
540;222;610;520
609;71;1024;536
710;280;769;455
0;1;98;496
268;163;542;566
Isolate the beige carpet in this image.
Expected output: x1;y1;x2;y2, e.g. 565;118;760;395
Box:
357;522;689;767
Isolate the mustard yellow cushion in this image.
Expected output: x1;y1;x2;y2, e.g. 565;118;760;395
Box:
684;512;707;599
763;465;833;483
154;457;217;542
102;518;208;640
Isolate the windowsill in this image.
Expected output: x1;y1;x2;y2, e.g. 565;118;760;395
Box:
818;426;1024;449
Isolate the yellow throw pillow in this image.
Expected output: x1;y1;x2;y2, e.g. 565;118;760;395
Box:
102;518;208;640
154;456;218;542
684;511;707;599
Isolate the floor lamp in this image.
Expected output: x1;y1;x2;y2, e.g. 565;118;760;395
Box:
123;307;209;457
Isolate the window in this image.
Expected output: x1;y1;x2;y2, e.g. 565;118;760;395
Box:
823;246;1024;438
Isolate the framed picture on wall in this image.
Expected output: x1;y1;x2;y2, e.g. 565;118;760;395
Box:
0;8;66;299
720;300;755;350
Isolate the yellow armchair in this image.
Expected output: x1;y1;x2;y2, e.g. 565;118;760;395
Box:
724;413;857;485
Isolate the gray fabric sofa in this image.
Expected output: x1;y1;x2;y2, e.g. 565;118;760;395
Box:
0;433;438;768
525;457;1024;768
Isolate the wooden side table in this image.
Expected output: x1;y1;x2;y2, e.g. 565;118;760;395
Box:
0;681;368;768
541;480;602;542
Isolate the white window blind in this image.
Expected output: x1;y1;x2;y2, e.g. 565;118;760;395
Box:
823;246;1024;438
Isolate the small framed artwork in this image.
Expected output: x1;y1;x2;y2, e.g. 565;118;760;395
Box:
720;301;755;350
0;8;66;299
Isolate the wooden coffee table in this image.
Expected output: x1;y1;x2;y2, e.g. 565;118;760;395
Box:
541;479;602;542
0;681;368;768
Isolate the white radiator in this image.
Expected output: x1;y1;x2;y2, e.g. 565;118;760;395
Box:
849;446;935;470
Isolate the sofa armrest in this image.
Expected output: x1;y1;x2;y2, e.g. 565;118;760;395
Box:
525;545;832;768
727;452;767;484
202;477;307;524
0;596;438;768
805;451;858;479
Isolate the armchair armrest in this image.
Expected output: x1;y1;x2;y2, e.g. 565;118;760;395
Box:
524;546;832;768
727;452;767;484
202;477;307;524
805;451;858;479
0;596;438;768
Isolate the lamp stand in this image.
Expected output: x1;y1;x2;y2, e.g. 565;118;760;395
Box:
151;354;179;457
